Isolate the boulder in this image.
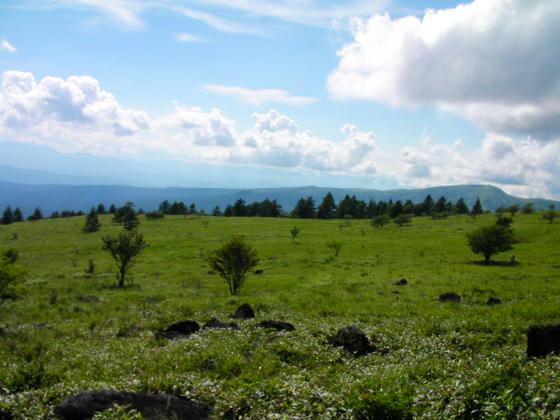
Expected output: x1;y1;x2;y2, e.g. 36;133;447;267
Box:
230;303;255;319
257;320;295;331
328;325;376;356
157;320;200;339
394;278;408;286
439;292;461;303
486;297;501;305
527;323;560;358
54;390;212;420
203;317;239;330
254;269;264;275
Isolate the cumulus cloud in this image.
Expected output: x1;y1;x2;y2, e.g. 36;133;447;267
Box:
0;71;150;153
2;70;559;198
328;0;560;138
1;39;17;53
398;134;560;198
204;85;317;106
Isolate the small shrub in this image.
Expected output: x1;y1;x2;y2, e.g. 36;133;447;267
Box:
371;215;390;228
290;226;300;242
208;236;259;295
102;232;147;287
326;240;343;258
145;211;165;220
394;215;412;226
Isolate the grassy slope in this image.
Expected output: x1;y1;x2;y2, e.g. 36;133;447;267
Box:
0;213;559;418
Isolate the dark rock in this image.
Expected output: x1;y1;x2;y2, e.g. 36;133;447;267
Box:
258;320;295;331
527;323;560;358
391;291;402;294
203;317;240;330
254;269;264;275
486;297;501;305
328;325;376;356
394;278;408;286
157;320;200;339
54;390;212;420
207;270;216;275
79;294;100;302
231;303;255;319
439;292;461;302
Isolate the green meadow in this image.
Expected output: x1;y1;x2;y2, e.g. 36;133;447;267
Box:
1;213;559;418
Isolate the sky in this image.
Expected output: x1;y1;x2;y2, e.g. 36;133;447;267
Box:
0;0;559;198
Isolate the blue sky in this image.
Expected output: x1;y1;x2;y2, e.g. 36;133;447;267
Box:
0;0;559;198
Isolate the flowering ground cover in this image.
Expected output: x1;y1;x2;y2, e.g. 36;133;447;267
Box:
1;213;559;418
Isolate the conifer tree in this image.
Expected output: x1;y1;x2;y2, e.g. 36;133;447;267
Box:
83;207;101;233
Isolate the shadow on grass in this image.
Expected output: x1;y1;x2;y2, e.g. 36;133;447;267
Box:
467;260;520;267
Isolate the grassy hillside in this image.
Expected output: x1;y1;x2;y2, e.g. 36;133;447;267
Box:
1;213;559;418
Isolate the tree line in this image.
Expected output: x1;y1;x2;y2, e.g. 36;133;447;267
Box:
0;193;548;225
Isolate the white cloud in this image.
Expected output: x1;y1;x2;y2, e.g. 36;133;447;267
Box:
176;32;202;42
398;134;560;199
204;85;317;106
2;70;559;199
328;0;560;139
0;39;17;53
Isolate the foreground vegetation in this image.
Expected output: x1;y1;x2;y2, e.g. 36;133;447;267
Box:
0;212;559;418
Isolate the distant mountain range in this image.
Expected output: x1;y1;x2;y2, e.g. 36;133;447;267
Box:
1;180;558;217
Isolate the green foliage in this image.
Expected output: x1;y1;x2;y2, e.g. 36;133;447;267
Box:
102;232;147;287
83;207;101;233
471;198;483;216
467;224;514;264
317;192;336;219
1;213;560;418
145;211;165;220
27;207;43;221
113;203;140;231
326;240;343;258
0;249;25;296
208;235;259;295
542;209;557;224
2;206;14;225
521;203;534;214
290;226;300;243
371;215;390;228
393;214;411;226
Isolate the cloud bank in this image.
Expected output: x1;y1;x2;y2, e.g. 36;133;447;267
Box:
328;0;560;139
1;70;559;198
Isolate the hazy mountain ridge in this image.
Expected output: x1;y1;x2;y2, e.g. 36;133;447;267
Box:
1;181;558;217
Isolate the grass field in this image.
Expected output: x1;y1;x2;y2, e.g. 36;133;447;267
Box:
1;213;559;418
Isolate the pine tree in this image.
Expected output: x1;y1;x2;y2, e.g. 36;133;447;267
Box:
14;207;23;222
96;203;106;215
317;192;337;219
28;207;43;221
1;206;14;225
471;198;483;216
83;207;101;233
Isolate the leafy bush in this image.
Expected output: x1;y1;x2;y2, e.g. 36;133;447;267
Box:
290;226;300;242
467;225;514;264
326;240;343;258
394;215;412;226
208;236;259;295
102;232;147;287
371;215;390;228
